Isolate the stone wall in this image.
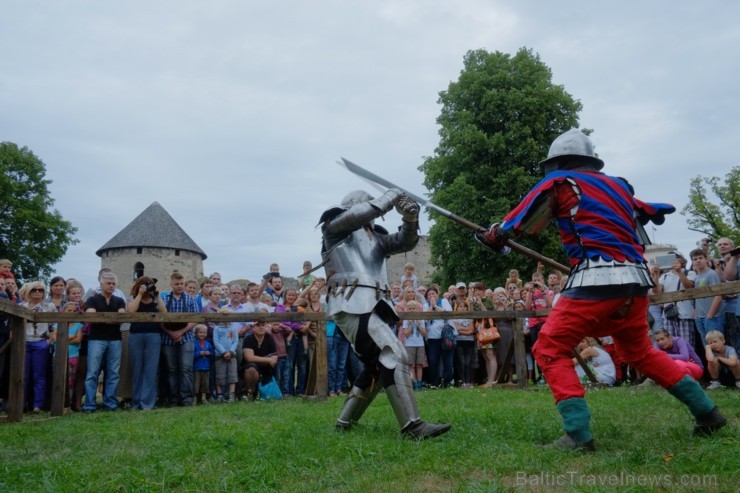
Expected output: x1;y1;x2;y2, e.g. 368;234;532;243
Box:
100;247;204;297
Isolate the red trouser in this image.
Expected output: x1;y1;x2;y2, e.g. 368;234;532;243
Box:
533;295;687;403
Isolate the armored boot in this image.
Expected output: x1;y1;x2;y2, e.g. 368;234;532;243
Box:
384;365;451;440
335;384;380;431
667;376;727;436
542;398;596;452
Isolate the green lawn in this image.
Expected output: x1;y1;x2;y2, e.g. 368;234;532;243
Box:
1;386;737;492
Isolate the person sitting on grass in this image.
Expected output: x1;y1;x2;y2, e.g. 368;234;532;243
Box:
573;337;616;386
650;329;704;381
705;330;740;390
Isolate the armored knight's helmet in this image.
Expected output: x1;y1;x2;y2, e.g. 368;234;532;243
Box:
341;190;374;207
540;128;604;175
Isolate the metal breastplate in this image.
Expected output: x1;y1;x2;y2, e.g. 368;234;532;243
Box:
324;228;392;316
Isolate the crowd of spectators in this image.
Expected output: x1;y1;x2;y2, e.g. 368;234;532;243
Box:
0;236;738;414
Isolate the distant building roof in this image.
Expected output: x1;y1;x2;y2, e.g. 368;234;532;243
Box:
96;202;207;259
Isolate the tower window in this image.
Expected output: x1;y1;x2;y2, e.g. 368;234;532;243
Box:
175;249;181;256
137;247;143;254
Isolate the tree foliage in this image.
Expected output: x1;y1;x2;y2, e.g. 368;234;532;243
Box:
420;48;584;287
680;166;739;246
0;142;78;282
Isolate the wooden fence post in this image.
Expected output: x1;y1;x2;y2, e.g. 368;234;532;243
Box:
513;318;527;390
7;316;26;422
51;322;69;417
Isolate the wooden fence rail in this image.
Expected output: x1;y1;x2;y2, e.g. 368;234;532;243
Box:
1;281;738;423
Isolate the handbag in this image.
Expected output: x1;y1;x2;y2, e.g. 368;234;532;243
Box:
477;326;500;345
663;303;679;320
258;377;283;400
441;324;456;350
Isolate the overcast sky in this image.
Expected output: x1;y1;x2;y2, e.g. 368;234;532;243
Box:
2;1;738;290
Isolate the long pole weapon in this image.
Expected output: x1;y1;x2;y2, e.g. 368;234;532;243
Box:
339;158;570;273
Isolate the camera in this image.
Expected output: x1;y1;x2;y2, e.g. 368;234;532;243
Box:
145;283;158;294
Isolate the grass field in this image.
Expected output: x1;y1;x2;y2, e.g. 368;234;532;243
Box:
1;385;737;492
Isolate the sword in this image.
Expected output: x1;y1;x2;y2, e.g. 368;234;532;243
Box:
339;157;569;273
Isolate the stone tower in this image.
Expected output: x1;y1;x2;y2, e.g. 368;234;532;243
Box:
96;202;207;297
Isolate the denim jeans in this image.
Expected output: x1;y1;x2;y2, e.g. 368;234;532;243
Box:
84;339;122;411
695;316;723;347
287;337;306;395
426;338;454;387
345;347;364;389
25;340;49;409
327;334;350;393
276;356;291;395
161;342;194;405
128;332;161;409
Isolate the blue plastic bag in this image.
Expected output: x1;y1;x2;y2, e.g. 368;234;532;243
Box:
258;377;283;400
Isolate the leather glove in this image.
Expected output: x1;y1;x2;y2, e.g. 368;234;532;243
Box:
395;194;419;222
474;223;510;253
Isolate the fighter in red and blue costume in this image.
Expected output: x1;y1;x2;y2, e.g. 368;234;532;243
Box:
479;129;727;451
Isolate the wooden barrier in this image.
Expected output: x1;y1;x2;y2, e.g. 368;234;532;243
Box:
1;280;739;422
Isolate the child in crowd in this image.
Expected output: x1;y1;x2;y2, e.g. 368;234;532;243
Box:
705;330;740;389
453;300;476;388
401;301;427;390
400;262;418;290
505;269;523;289
213;308;239;402
52;302;84;407
193;325;213;404
573;337;616;386
298;260;316;290
0;259;13;279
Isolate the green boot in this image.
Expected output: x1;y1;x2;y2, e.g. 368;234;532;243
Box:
548;398;596;451
667;376;727;436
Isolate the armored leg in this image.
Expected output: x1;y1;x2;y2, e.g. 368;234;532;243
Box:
382;364;451;439
334;311;451;438
335;384;380;431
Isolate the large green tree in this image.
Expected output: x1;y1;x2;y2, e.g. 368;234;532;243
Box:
681;166;739;247
420;48;585;287
0;142;78;282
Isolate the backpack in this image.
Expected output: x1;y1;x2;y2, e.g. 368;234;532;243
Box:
441;323;456;351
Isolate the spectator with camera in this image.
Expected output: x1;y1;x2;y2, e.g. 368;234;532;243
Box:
128;276;166;410
716;238;740;349
524;272;552;384
651;252;697;346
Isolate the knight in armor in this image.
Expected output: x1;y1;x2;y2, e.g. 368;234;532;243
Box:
319;189;451;439
479;129;727;451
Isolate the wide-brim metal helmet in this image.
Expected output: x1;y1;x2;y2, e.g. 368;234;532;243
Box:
540;128;604;175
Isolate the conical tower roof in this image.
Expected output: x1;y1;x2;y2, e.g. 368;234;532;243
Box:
96;202;207;259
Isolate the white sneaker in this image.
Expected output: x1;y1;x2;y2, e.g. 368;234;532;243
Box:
706;381;722;390
735;381;740;389
638;378;655;387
